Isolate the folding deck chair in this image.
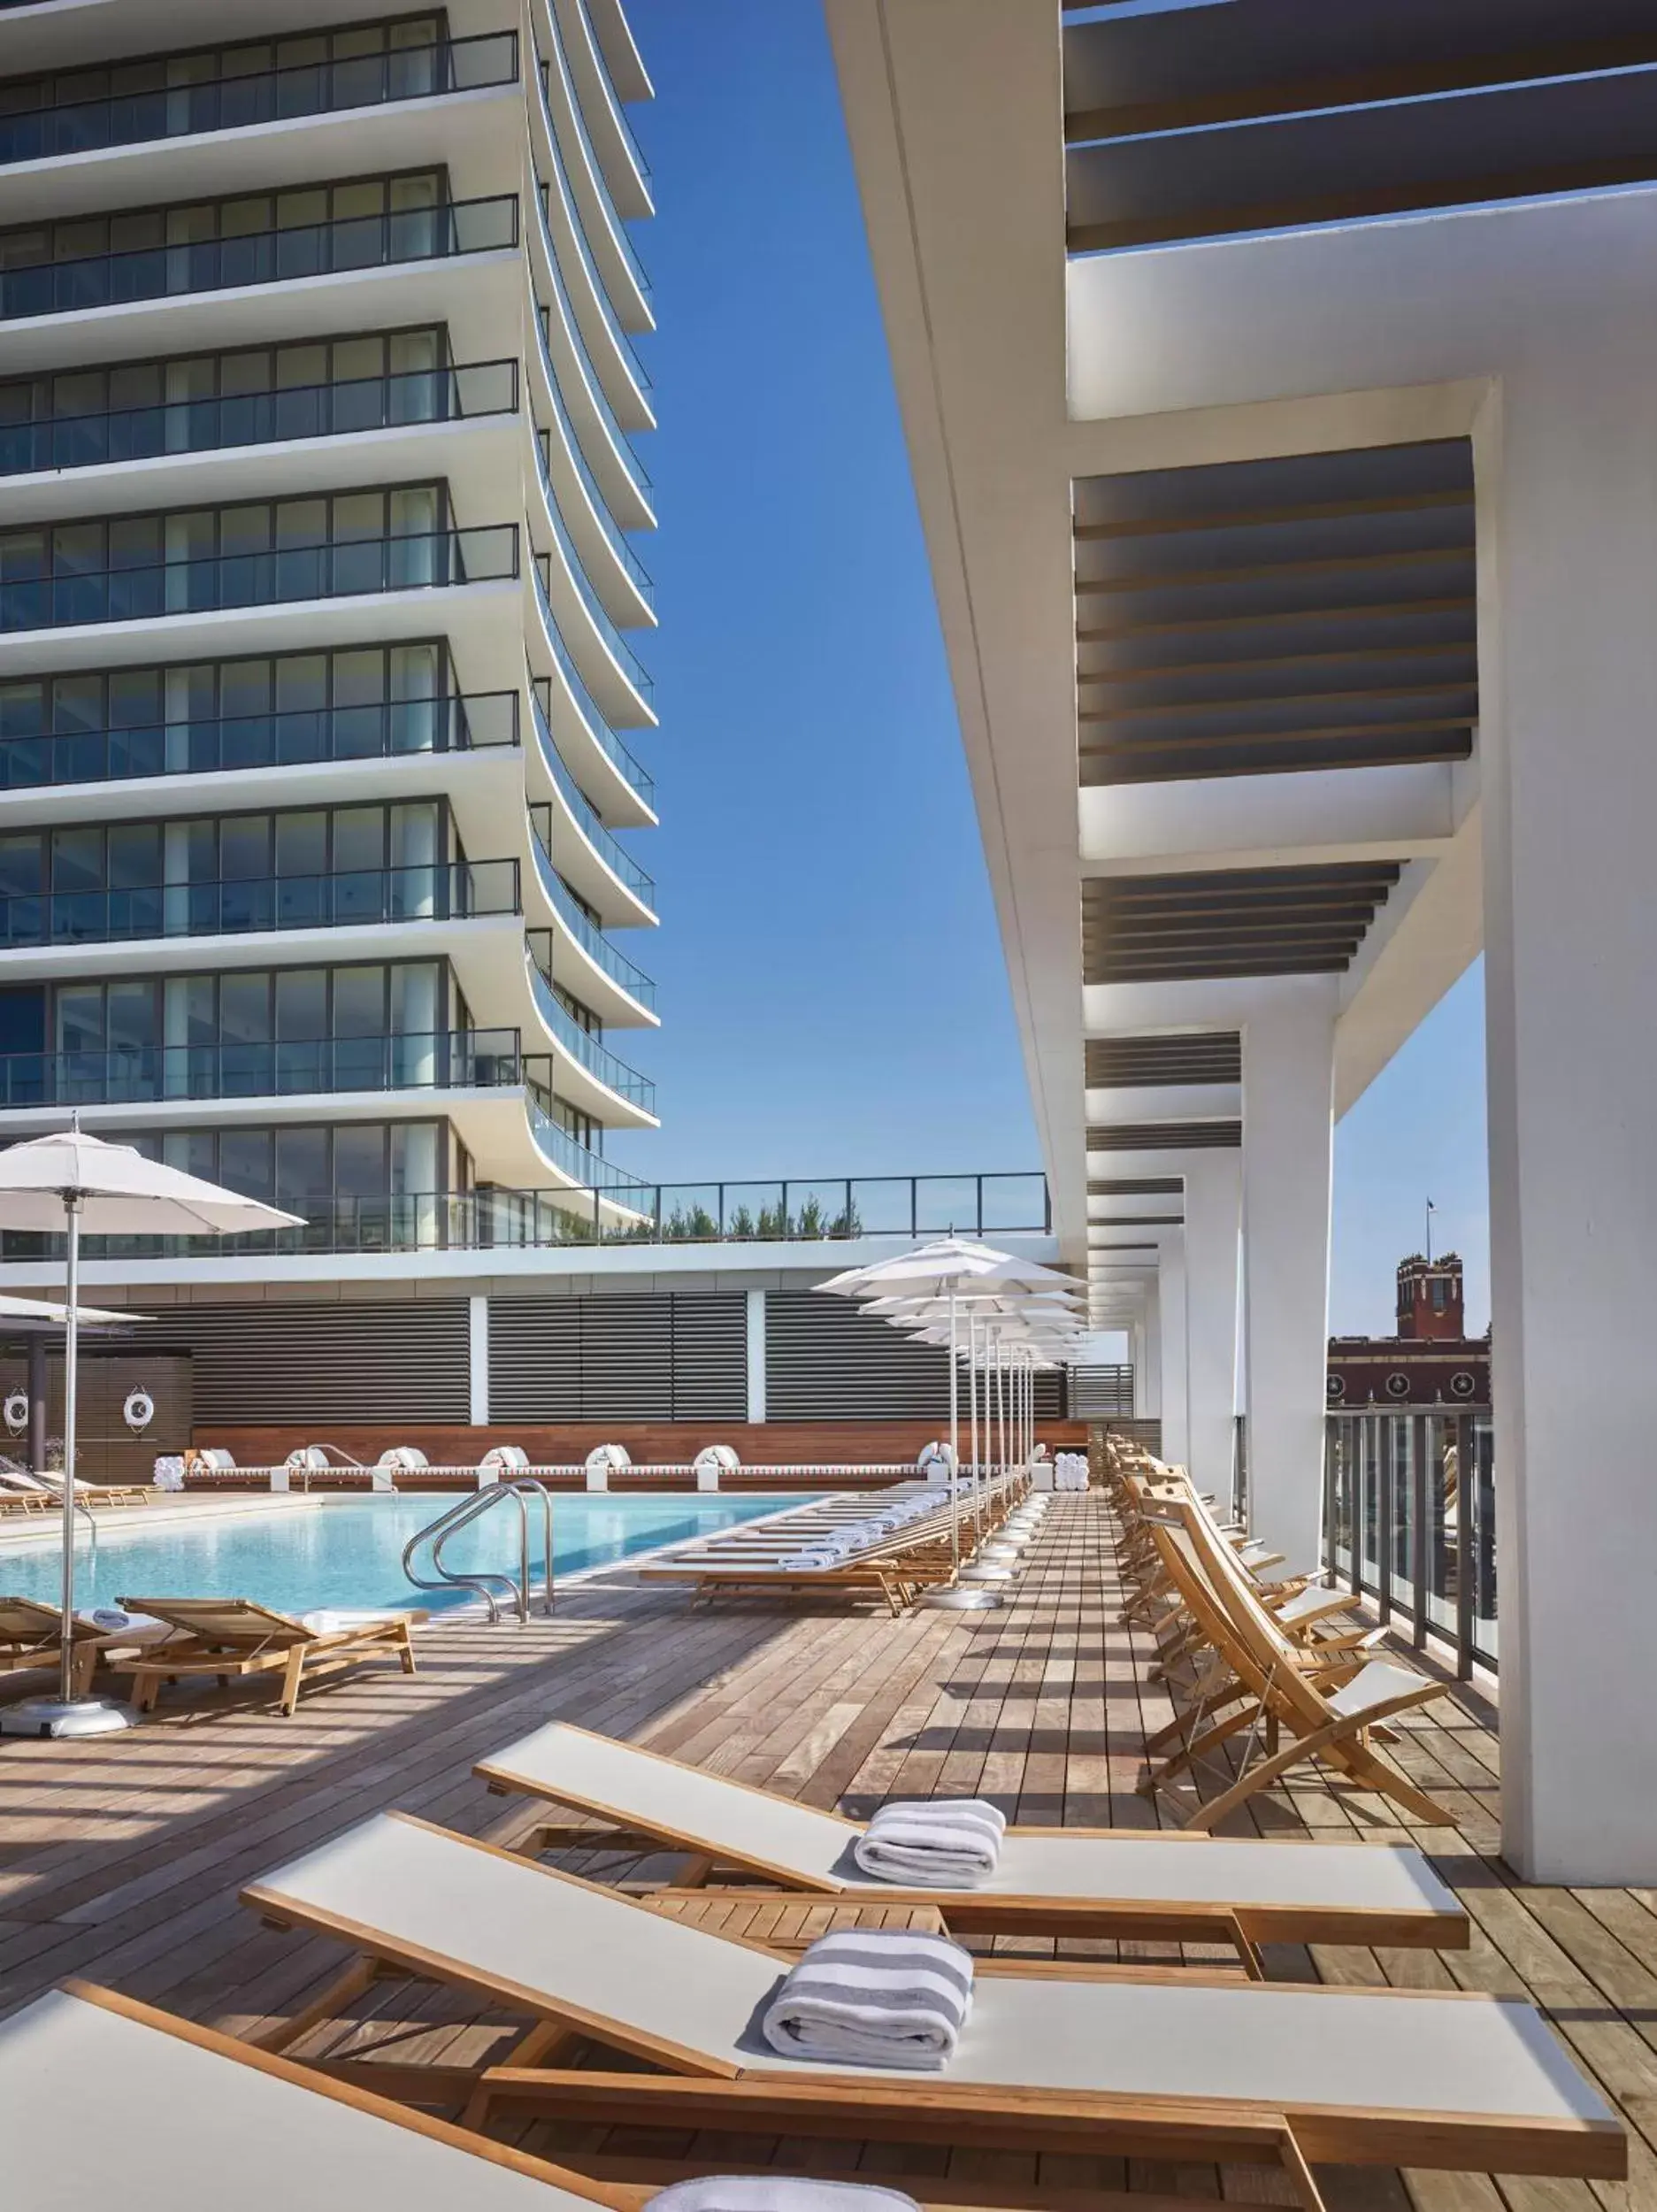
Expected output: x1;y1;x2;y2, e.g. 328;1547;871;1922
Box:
118;1596;422;1716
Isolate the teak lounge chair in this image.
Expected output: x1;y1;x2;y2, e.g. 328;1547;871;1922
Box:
474;1719;1469;1954
118;1596;421;1716
0;1594;164;1698
242;1811;1622;2184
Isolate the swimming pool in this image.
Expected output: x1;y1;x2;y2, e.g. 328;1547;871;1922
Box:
0;1493;819;1618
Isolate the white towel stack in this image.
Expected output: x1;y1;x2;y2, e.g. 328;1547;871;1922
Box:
648;2180;920;2212
852;1797;1006;1888
760;1928;975;2070
1052;1452;1090;1491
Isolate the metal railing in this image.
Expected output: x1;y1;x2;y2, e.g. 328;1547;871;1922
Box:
1;360;518;479
1323;1409;1497;1677
533;646;656;813
1;193;518;321
0;33;519;165
0;856;521;948
533;65;651;396
1;525;518;634
531;787;653;907
0;1171;1054;1260
402;1479;554;1624
0;1026;526;1109
0;690;518;791
529;960;654;1110
533;546;652;705
540;15;649;302
572;0;651;184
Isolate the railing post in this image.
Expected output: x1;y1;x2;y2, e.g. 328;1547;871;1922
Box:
1349;1418;1364;1599
1322;1418;1338;1587
1410;1411;1428;1650
1377;1412;1393;1624
1455;1411;1475;1678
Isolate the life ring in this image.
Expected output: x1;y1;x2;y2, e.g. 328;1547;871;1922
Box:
123;1387;156;1432
3;1390;27;1434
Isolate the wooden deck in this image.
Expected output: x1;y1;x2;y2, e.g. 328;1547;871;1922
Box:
2;1494;1653;2212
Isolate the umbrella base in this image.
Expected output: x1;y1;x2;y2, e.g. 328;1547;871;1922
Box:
960;1563;1018;1583
0;1696;134;1740
919;1586;1003;1610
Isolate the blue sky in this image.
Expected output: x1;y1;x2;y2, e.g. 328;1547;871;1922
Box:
610;1;1489;1339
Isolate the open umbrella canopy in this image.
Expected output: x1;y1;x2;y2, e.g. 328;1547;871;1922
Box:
817;1239;1085;1301
0;1129;303;1237
0;1291;144;1327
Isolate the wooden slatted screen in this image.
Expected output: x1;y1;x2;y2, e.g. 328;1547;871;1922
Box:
488;1294;746;1422
766;1292;1063;1421
154;1301;470;1422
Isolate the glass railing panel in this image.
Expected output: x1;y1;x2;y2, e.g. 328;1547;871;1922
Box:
572;0;650;184
913;1175;995;1238
527;877;656;1006
0;194;518;321
532;629;656;811
541;14;649;302
528;959;654;1109
532;62;651;389
533;518;652;705
0;857;519;947
528;707;654;901
534;373;653;599
530;195;652;498
522;1073;646;1190
0;360;517;477
846;1178;924;1237
0;34;518;164
978;1171;1055;1234
0;1026;527;1106
0;691;517;788
0;526;518;632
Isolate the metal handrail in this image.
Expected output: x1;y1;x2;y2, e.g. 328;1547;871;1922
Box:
401;1480;553;1624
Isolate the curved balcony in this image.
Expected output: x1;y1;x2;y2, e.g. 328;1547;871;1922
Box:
529;412;650;648
530;769;655;931
526;44;652;427
529;546;652;742
528;956;656;1125
526;872;656;1031
523;1068;646;1195
0;857;520;953
0;526;519;650
553;0;652;218
526;163;653;518
0;690;518;795
531;655;653;830
529;324;652;626
0;1027;527;1111
0;194;518;325
0;360;518;484
537;0;651;326
583;0;654;105
0;33;519;167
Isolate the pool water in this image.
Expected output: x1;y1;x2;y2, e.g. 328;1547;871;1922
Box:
0;1493;817;1618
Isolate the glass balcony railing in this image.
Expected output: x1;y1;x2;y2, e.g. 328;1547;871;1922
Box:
528;895;655;1012
532;666;652;811
529;702;654;903
543;10;649;306
0;1170;1054;1257
0;1026;528;1108
0;691;518;791
535;394;652;603
530;181;651;501
572;0;651;186
0;525;518;634
533;59;650;392
528;957;653;1110
524;1078;640;1188
0;33;518;165
0;857;520;948
0;360;518;478
0;194;518;322
532;543;651;707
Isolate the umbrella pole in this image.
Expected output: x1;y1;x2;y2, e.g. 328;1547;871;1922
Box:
947;1287;960;1577
57;1194;81;1709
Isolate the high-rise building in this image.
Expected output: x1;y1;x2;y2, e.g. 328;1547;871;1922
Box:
0;0;659;1252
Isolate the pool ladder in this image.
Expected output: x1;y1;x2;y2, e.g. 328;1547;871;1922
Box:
402;1480;555;1624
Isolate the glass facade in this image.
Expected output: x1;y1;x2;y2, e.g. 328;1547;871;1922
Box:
0;0;656;1246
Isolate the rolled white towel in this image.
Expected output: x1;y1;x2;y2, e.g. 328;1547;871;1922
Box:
761;1928;974;2071
88;1607;165;1636
853;1798;1006;1888
297;1608;410;1636
648;2181;919;2212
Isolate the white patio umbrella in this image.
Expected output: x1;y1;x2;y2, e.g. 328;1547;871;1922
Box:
0;1291;137;1326
0;1125;302;1739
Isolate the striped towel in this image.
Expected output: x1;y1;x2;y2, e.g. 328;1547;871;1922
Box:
760;1928;974;2070
648;2182;920;2212
853;1798;1006;1887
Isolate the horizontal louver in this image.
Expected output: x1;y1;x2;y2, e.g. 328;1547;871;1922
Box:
489;1294;745;1421
152;1301;469;1422
766;1292;1063;1421
1070;1365;1136;1417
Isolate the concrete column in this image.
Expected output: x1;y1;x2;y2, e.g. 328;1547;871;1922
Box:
1128;1319;1146;1416
468;1294;489;1427
1157;1239;1189;1470
1240;983;1338;1564
1184;1154;1241;1511
745;1288;767;1423
1475;352;1657;1882
1139;1284;1161;1425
